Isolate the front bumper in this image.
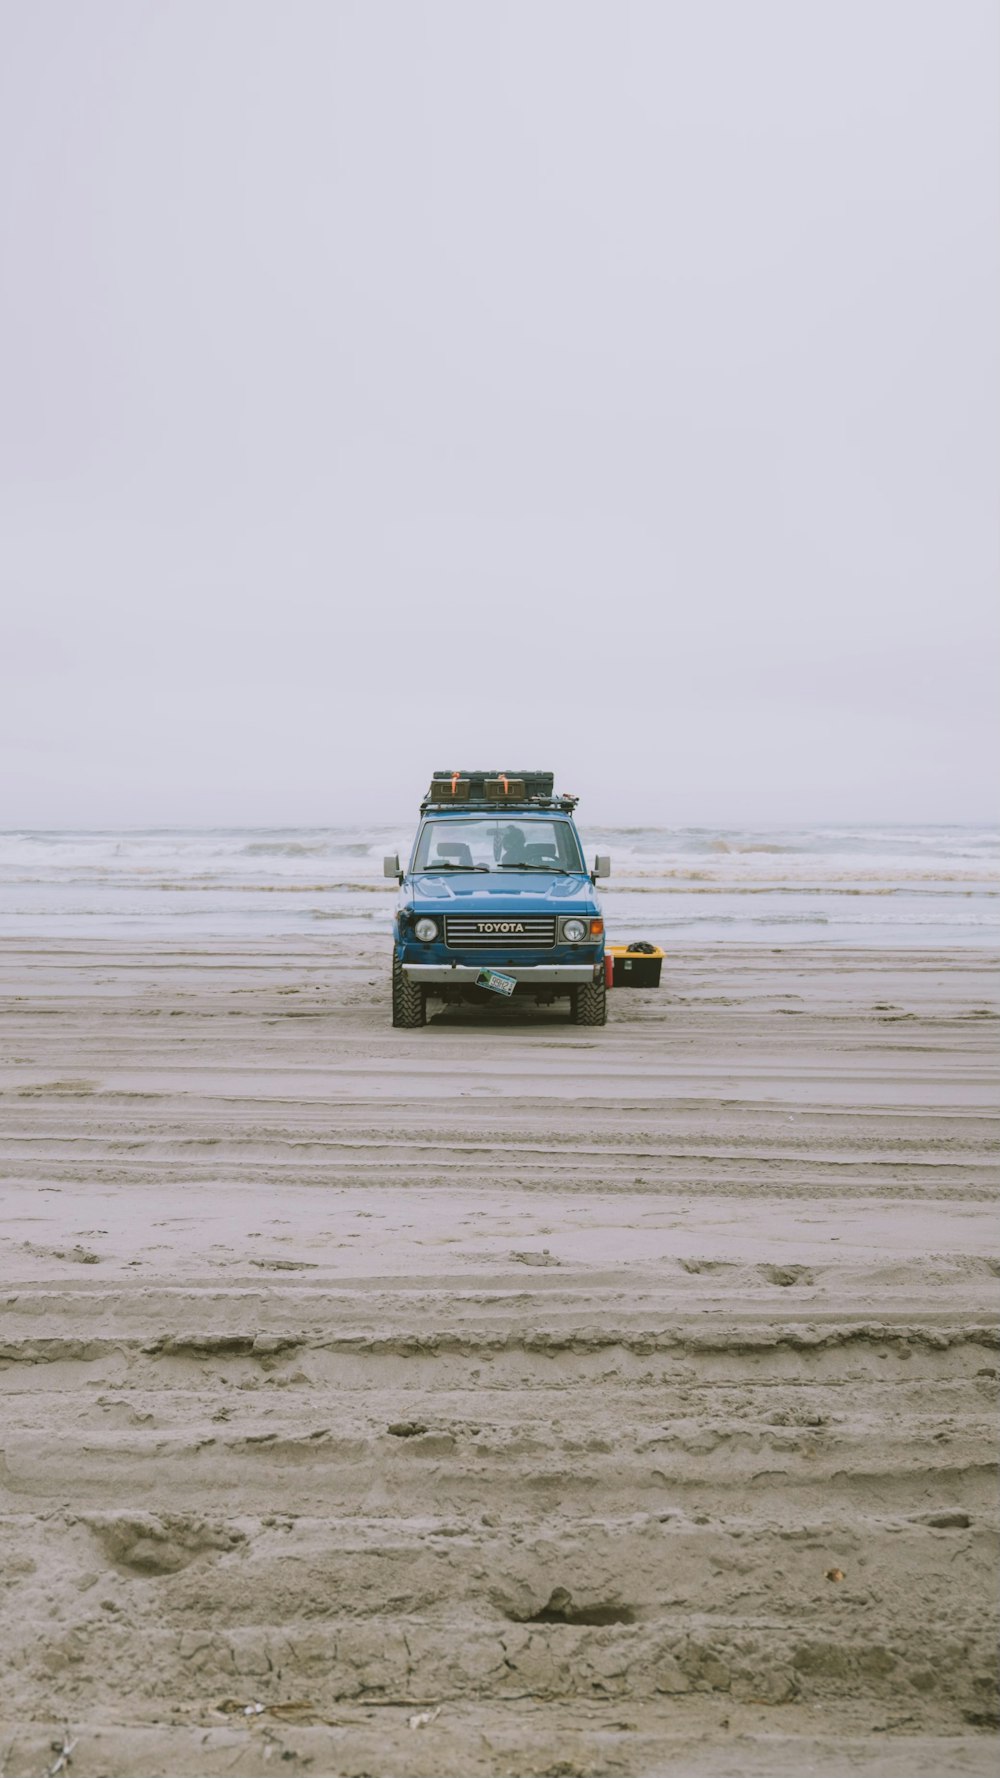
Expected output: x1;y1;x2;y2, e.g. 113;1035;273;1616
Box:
402;963;596;985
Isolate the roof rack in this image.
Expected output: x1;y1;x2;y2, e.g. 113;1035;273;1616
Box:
420;795;579;814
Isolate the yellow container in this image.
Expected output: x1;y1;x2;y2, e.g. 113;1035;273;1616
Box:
608;944;663;988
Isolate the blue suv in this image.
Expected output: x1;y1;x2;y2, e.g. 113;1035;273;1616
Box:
385;771;610;1027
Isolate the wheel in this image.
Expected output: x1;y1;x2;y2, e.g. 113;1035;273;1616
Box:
571;976;607;1025
392;954;426;1027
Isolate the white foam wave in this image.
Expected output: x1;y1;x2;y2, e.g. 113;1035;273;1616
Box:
0;823;996;946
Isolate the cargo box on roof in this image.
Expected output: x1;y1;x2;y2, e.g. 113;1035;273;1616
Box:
428;770;555;802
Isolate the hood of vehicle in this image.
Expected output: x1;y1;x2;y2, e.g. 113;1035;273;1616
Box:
408;870;599;915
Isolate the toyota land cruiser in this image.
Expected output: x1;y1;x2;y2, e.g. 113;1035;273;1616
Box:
384;771;610;1027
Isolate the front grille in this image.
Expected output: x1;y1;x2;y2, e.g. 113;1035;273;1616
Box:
444;915;556;949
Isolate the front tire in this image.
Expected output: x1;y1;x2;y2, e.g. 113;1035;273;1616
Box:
572;977;607;1025
392;954;426;1027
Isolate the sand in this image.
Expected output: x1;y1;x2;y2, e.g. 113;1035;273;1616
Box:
0;936;997;1777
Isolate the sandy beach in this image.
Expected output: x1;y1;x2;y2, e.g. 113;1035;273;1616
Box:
0;935;997;1776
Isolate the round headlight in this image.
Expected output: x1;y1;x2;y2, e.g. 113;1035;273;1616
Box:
562;918;587;942
414;917;439;942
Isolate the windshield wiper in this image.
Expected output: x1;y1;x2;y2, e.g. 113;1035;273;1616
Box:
420;863;489;872
501;864;573;874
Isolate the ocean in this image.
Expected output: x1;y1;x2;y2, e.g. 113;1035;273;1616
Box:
0;824;996;947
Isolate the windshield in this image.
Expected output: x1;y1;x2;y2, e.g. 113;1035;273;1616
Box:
413;818;584;874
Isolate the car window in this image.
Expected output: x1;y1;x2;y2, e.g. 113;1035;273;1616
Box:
414;819;583;872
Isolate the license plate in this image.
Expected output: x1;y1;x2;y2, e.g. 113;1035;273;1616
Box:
477;968;516;997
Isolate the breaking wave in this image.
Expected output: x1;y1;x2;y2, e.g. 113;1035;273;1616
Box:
0;823;996;946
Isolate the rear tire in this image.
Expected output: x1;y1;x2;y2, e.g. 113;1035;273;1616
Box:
572;977;607;1025
392;954;426;1027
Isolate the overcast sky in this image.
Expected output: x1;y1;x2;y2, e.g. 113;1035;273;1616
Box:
0;0;996;827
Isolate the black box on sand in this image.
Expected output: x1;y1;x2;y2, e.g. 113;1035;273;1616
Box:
609;945;663;988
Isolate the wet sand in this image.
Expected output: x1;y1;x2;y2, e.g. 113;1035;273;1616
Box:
0;938;997;1776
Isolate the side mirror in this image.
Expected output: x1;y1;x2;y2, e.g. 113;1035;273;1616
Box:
593;854;611;880
383;853;402;881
